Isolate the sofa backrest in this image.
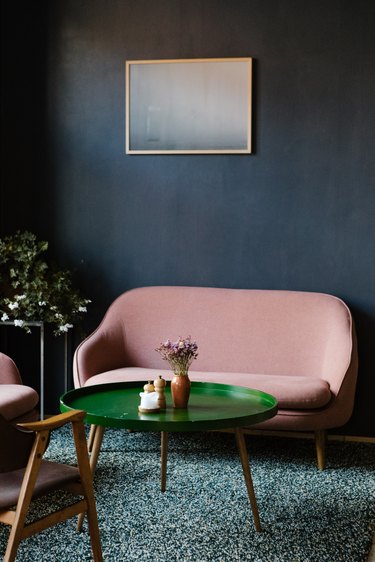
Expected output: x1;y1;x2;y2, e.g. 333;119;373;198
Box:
84;287;354;392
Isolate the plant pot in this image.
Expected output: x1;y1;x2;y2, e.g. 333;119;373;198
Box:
171;373;191;409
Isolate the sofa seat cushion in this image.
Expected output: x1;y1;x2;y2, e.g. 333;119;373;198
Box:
0;384;39;421
84;367;332;410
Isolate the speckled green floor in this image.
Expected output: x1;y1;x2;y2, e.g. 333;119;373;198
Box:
1;428;374;561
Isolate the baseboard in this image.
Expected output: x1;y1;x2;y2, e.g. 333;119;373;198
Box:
218;428;375;444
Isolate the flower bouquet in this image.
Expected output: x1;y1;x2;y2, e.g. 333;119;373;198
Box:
155;336;198;408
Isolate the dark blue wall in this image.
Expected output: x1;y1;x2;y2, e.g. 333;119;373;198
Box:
2;0;375;436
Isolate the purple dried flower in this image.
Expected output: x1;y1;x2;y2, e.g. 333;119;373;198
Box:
155;335;198;375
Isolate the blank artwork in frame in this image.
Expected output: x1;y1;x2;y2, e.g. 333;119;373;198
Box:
125;58;252;154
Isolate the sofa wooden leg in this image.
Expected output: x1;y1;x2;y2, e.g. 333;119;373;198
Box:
315;429;326;470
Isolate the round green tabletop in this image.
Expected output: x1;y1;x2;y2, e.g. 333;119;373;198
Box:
60;381;277;432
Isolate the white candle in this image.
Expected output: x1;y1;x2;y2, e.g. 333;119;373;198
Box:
139;391;159;410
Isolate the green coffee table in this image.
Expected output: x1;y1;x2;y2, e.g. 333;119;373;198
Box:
60;381;277;532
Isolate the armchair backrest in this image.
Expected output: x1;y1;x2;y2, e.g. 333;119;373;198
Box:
0;414;34;472
0;353;23;385
0;353;39;423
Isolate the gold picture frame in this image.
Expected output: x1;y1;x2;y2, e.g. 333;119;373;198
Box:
125;58;252;155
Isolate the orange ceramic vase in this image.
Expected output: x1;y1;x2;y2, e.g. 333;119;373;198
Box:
171;373;191;409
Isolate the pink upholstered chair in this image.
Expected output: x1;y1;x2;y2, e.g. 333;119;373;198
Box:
0;353;39;423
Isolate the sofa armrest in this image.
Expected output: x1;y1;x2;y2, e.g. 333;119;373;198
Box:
73;326;129;387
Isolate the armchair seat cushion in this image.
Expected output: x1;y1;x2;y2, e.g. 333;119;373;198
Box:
84;367;332;410
0;460;80;509
0;384;39;421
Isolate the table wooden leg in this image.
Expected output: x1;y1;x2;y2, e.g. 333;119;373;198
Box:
77;424;105;532
160;431;168;492
235;427;262;532
87;423;97;453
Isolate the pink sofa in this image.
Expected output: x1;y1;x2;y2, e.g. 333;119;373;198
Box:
73;286;358;469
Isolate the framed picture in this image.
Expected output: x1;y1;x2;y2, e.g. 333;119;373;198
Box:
125;58;252;154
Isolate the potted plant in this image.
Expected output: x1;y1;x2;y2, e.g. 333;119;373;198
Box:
0;231;90;335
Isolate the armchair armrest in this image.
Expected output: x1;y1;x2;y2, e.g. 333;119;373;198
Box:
18;410;86;432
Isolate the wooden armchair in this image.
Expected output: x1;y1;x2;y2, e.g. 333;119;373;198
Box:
0;410;102;562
